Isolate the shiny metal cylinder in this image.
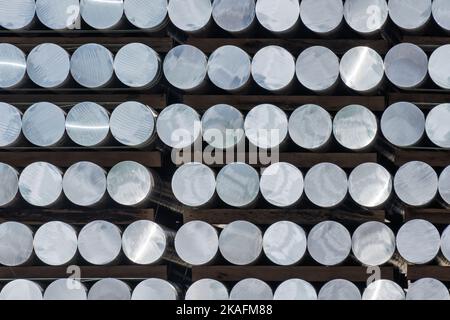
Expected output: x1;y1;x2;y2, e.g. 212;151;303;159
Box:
212;0;255;34
260;163;303;208
132;279;180;300
384;43;428;90
44;279;87;300
33;221;78;266
0;103;22;148
288;104;332;151
381;102;425;148
35;0;80;30
208;46;252;92
110;101;157;148
426;104;450;149
441;225;450;263
63;162;107;207
70;44;114;88
429;45;450;89
19;162;63;207
156;103;201;149
333;105;378;151
66;102;110;147
114;43;161;88
432;0;450;32
0;0;35;30
167;0;212;33
388;0;432;33
78;220;122;265
216;163;260;208
185;279;229;300
230;279;273;301
0;44;26;89
318;280;361;300
0;163;19;208
300;0;343;35
255;0;300;34
304;163;348;209
171;163;216;208
0;222;34;267
394;161;438;207
344;0;388;36
274;279;317;300
0;280;43;300
88;279;131;300
219;221;262;266
124;0;168;31
307;221;352;266
263;221;307;266
407;278;450;300
362;280;405;300
396;219;441;265
439;166;450;207
80;0;124;30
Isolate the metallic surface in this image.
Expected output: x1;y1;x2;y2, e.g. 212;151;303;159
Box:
124;0;167;30
0;280;42;300
167;0;211;33
255;0;300;34
35;0;80;30
80;0;124;30
432;0;450;32
0;163;19;207
0;222;33;267
426;103;450;149
388;0;432;32
0;44;26;89
300;0;343;35
273;279;317;300
185;279;229;300
318;280;362;300
439;166;450;206
0;103;21;147
44;279;87;300
230;279;273;300
212;0;255;33
88;279;131;300
344;0;388;34
0;0;35;30
441;225;450;262
362;280;405;300
132;279;179;300
406;278;450;300
429;45;450;89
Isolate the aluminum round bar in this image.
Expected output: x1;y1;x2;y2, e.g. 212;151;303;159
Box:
70;44;114;88
88;279;131;300
44;279;87;300
381;102;425;148
216;163;260;208
0;0;35;30
172;163;216;208
63;162;107;207
318;280;361;300
208;46;251;92
263;221;307;266
273;279;317;300
394;161;438;207
33;221;78;266
0;280;42;300
212;0;255;34
185;279;229;300
362;280;405;300
132;279;179;300
230;279;273;300
429;45;450;89
124;0;167;31
426;104;450;149
441;225;450;263
0;44;26;89
288;104;332;151
156;103;201;149
344;0;388;35
0;222;33;267
167;0;211;33
432;0;450;32
384;43;428;89
0;163;19;208
307;221;351;266
0;103;21;148
35;0;80;30
19;162;63;207
255;0;300;34
304;163;348;209
80;0;124;30
78;220;122;265
439;166;450;206
407;278;450;300
219;221;262;266
300;0;343;35
388;0;432;33
110;101;157;148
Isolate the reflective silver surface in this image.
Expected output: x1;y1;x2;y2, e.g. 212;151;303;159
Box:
219;221;262;265
289;104;332;150
348;163;392;208
132;279;179;300
80;0;124;30
167;0;212;32
27;43;70;88
63;162;107;207
172;163;216;208
255;0;300;34
260;163;303;208
124;0;167;30
384;43;428;89
78;220;122;265
0;222;33;267
296;46;340;93
439;166;450;206
163;45;208;91
175;221;218;266
19;162;63;207
381;102;425;147
0;44;26;89
0;0;35;30
212;0;255;33
185;279;229;300
114;43;161;88
389;0;431;32
0;103;21;147
307;221;351;266
340;47;384;93
407;278;450;300
0;280;42;300
156;103;201;149
304;163;348;208
263;221;307;266
426;104;450;149
230;279;273;300
274;279;317;300
216;163;260;208
0;163;18;207
362;280;405;300
35;0;80;30
333;105;378;151
33;221;78;266
66;102;110;147
441;225;450;262
252;46;296;92
394;161;438;207
352;221;396;266
344;0;388;34
110;101;157;148
70;44;114;88
208;46;251;92
318;280;361;300
44;279;87;300
244;104;288;149
429;45;450;89
88;279;131;300
300;0;343;35
432;0;450;32
202;104;245;149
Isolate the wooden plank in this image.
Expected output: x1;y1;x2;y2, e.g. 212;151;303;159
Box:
402;36;450;52
407;266;450;282
192;266;394;282
392;149;450;167
389;93;450;109
405;209;450;225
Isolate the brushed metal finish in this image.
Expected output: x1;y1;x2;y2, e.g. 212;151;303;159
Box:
0;103;21;147
362;280;405;300
344;0;388;35
407;278;450;300
124;0;167;30
88;279;131;300
274;279;317;300
132;279;179;300
0;222;33;267
429;45;450;89
230;279;273;300
0;0;35;30
212;0;255;33
0;163;19;207
167;0;212;33
318;280;361;300
432;0;450;32
439;166;450;206
300;0;343;35
44;279;87;300
185;279;229;300
0;44;26;89
80;0;124;30
388;0;432;32
255;0;300;34
426;103;450;149
441;225;450;262
0;280;42;300
35;0;80;30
